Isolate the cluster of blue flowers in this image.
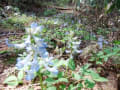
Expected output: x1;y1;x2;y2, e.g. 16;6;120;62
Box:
97;36;108;49
6;22;58;80
65;34;83;55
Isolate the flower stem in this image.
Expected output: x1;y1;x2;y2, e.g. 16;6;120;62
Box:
39;72;44;90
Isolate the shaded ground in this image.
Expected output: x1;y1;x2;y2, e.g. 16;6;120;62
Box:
0;29;24;89
0;24;119;90
0;4;120;90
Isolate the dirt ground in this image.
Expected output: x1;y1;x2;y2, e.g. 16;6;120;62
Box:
0;29;119;90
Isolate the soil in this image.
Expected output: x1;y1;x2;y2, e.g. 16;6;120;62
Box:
0;29;119;90
0;4;120;89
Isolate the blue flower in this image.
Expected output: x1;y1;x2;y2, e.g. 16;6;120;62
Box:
24;35;31;46
54;19;59;24
35;26;44;33
104;40;109;44
31;22;38;28
30;53;40;72
30;22;44;34
5;35;31;49
65;50;71;53
97;36;103;49
25;54;39;81
44;64;58;75
33;36;47;48
39;49;49;58
25;70;35;81
76;50;83;53
44;57;54;65
16;52;32;69
5;39;13;47
33;36;49;58
31;60;40;72
97;42;103;49
5;39;26;49
98;36;103;42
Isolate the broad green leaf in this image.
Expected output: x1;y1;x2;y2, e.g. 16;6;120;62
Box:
84;79;95;88
4;81;18;86
55;60;68;67
89;57;95;61
68;59;75;70
70;83;83;90
4;75;18;86
45;78;55;82
90;71;108;82
97;51;104;56
59;84;66;89
18;70;24;81
96;60;103;64
77;83;83;89
47;86;56;90
58;72;64;78
44;78;56;86
43;71;50;76
47;72;58;78
82;64;91;70
57;78;68;83
79;64;91;74
72;73;82;80
93;77;108;82
104;57;108;62
68;84;74;90
90;71;100;79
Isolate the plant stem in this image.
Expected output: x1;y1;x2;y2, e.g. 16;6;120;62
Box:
39;72;44;90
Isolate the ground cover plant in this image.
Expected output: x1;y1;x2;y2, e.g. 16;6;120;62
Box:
0;1;120;90
4;22;109;90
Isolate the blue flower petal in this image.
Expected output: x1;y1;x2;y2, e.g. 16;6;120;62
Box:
31;22;38;28
25;70;35;81
30;54;40;72
97;42;103;49
44;64;59;75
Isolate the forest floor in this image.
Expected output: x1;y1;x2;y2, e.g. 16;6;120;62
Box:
0;3;120;90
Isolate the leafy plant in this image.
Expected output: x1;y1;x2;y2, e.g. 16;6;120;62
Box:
5;22;108;89
90;47;120;64
4;70;24;86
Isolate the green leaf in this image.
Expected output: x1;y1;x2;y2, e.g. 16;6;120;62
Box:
96;60;103;64
58;72;64;78
55;60;68;67
93;77;108;82
68;84;74;90
89;57;95;61
18;70;24;81
45;78;55;82
47;72;58;78
72;73;82;80
104;57;108;62
57;78;68;83
84;79;95;88
4;75;18;86
79;64;91;74
90;71;108;82
68;59;75;70
97;51;104;56
71;83;83;90
47;86;56;90
90;71;100;79
77;83;83;90
44;78;56;86
43;71;50;76
82;64;91;70
59;84;66;89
